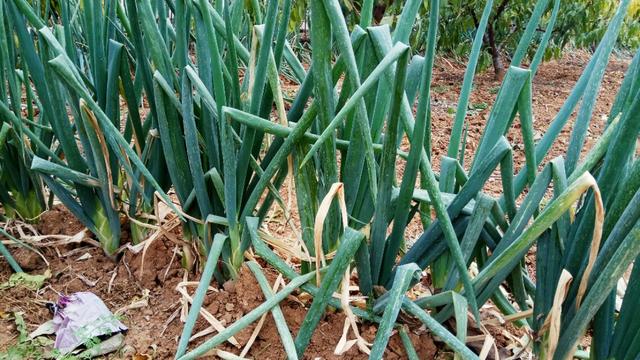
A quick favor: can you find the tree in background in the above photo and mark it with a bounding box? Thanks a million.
[290,0,640,77]
[407,0,640,77]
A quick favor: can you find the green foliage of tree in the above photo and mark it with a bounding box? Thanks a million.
[288,0,640,76]
[403,0,640,76]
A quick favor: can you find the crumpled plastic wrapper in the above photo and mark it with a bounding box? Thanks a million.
[48,292,128,354]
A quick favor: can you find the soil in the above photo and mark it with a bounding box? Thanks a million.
[422,51,628,197]
[1,52,631,359]
[1,206,439,359]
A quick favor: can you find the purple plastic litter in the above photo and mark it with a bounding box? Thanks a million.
[52,292,127,354]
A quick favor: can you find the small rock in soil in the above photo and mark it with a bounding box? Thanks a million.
[223,280,236,292]
[13,248,44,271]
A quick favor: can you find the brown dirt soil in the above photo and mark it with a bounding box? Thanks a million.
[36,206,87,236]
[427,51,628,197]
[1,207,439,359]
[0,52,631,359]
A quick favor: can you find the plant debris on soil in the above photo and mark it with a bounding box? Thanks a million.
[0,52,630,359]
[1,206,438,359]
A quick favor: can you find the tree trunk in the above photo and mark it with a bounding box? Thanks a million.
[372,0,395,24]
[373,4,386,23]
[487,24,505,80]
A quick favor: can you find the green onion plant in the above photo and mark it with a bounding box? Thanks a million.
[2,0,640,359]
